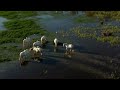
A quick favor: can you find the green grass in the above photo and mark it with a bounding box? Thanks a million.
[0,55,11,62]
[74,15,97,23]
[0,11,48,62]
[4,19,41,30]
[0,11,37,19]
[45,32,56,42]
[0,50,20,62]
[0,19,47,44]
[0,44,21,62]
[0,37,16,44]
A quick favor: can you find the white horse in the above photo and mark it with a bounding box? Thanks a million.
[54,38,58,48]
[63,43,74,55]
[41,35,47,45]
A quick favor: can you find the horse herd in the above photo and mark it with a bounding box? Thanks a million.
[19,35,74,66]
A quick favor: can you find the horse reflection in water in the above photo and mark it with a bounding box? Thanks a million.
[54,42,63,52]
[64,50,75,58]
[54,47,58,52]
[20,61,29,67]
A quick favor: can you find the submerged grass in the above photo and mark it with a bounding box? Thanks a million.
[101,25,120,33]
[97,36,120,46]
[0,44,21,62]
[70,26,97,39]
[74,15,97,23]
[70,25,120,46]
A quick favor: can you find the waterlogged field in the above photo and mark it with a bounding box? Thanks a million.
[0,11,120,79]
[70,25,120,46]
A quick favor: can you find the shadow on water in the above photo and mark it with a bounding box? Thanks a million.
[20,58,44,67]
[20,61,29,67]
[53,47,67,54]
[40,57,60,65]
[20,53,63,67]
[47,54,65,59]
[64,44,100,56]
[74,44,86,51]
[79,51,100,56]
[52,41,63,46]
[58,42,63,46]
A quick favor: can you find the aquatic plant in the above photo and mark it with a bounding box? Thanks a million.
[74,15,97,23]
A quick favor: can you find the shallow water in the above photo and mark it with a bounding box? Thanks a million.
[0,35,119,79]
[0,43,110,79]
[0,12,120,79]
[36,13,120,58]
[0,17,8,30]
[36,15,54,19]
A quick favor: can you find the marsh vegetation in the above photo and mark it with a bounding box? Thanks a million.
[0,11,47,62]
[0,11,120,79]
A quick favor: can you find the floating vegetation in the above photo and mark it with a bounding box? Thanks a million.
[70,26,97,39]
[70,25,120,46]
[74,15,97,23]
